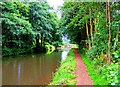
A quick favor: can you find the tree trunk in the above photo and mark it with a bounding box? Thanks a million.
[94,18,97,39]
[41,34,43,47]
[89,8,93,46]
[35,34,40,52]
[106,0,111,65]
[86,21,91,49]
[114,26,119,50]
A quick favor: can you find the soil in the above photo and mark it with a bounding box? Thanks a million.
[74,48,93,85]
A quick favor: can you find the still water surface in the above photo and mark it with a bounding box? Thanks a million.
[2,52,62,85]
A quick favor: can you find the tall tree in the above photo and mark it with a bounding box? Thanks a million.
[106,0,111,65]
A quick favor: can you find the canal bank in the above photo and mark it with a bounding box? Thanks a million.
[49,49,77,85]
[49,47,93,86]
[2,45,77,85]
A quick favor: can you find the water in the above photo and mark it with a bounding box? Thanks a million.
[61,50,69,60]
[2,52,61,85]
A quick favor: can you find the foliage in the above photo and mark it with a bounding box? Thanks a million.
[45,42,55,54]
[1,1,62,56]
[81,54,119,85]
[49,49,76,85]
[61,2,119,85]
[86,46,98,59]
[106,63,118,85]
[61,1,120,61]
[29,2,62,47]
[1,1,35,56]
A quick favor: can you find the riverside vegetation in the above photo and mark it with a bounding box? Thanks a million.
[1,1,62,56]
[50,49,76,85]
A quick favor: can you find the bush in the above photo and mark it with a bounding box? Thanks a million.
[45,43,55,54]
[81,54,119,85]
[86,46,98,60]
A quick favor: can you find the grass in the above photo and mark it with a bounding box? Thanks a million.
[49,49,77,85]
[80,54,109,85]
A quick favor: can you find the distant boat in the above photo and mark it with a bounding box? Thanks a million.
[56,46,61,50]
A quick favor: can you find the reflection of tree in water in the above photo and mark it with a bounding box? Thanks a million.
[3,53,61,85]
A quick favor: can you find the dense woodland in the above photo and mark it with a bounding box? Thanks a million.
[1,1,62,56]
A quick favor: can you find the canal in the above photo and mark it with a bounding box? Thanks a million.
[2,50,69,85]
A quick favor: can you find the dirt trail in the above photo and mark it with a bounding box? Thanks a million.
[74,49,93,85]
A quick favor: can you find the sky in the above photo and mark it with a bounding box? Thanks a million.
[47,0,69,43]
[47,0,64,9]
[47,0,64,18]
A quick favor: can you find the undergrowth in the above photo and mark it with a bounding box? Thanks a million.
[81,54,119,85]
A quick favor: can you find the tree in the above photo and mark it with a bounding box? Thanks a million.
[106,0,111,65]
[29,2,62,52]
[1,0,62,56]
[61,1,119,62]
[1,1,34,56]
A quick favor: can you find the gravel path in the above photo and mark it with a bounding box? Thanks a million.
[74,49,93,85]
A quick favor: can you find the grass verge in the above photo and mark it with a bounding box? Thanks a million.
[49,49,77,85]
[80,54,109,85]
